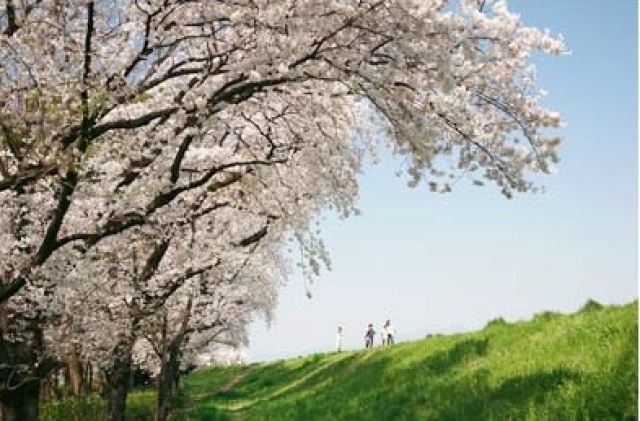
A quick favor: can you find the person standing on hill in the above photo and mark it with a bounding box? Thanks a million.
[381,323,388,346]
[335,326,344,352]
[364,323,376,348]
[384,319,395,345]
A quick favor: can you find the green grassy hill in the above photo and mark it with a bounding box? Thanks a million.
[179,300,637,421]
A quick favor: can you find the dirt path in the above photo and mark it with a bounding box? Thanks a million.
[217,366,252,393]
[175,365,253,419]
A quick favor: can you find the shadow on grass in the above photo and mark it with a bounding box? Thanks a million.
[425,367,581,421]
[252,354,364,399]
[421,338,489,375]
[191,352,365,415]
[221,354,345,400]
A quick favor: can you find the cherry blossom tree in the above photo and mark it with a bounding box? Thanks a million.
[42,212,269,420]
[0,1,565,419]
[141,247,282,421]
[42,150,344,421]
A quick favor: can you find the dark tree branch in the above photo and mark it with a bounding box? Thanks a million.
[0,277,26,304]
[0,165,59,192]
[2,0,18,36]
[34,1,95,266]
[88,106,179,140]
[234,225,269,247]
[170,135,195,184]
[137,238,172,286]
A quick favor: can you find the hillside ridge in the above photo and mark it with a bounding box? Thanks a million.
[182,300,638,421]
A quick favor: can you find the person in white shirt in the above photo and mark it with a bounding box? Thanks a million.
[384,319,395,345]
[335,326,344,352]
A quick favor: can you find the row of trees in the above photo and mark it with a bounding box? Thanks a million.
[0,1,564,420]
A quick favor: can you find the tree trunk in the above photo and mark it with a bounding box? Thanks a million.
[84,361,94,394]
[0,306,54,421]
[103,341,134,421]
[66,345,84,396]
[104,371,130,421]
[156,343,181,421]
[40,370,61,403]
[0,380,40,421]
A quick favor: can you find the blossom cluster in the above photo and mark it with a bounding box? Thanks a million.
[0,0,564,377]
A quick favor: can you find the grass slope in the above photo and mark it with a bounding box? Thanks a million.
[180,301,637,421]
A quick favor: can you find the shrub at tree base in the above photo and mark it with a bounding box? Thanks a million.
[41,393,154,421]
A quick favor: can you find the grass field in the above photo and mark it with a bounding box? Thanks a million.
[41,300,637,420]
[177,300,637,421]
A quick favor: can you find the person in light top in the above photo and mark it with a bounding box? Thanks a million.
[384,319,395,345]
[335,326,344,352]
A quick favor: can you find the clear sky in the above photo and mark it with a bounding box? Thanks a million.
[245,0,638,362]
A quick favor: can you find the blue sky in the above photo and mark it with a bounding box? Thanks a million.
[245,0,638,362]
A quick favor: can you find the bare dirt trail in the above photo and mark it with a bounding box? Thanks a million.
[217,366,253,393]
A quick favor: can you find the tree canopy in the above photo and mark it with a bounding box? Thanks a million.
[0,1,564,420]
